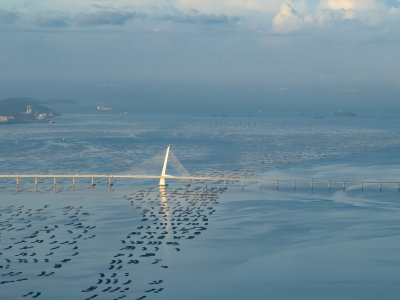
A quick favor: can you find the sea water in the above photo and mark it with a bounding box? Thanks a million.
[1,112,400,299]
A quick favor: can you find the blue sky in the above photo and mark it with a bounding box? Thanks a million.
[1,1,400,112]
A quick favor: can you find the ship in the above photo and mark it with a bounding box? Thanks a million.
[97,103,113,111]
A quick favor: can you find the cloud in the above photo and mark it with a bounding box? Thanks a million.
[1,0,399,34]
[318,0,384,11]
[271,0,394,34]
[227,0,281,12]
[174,0,281,14]
[321,0,356,10]
[162,12,240,25]
[272,1,309,33]
[315,0,387,25]
[35,16,70,28]
[0,9,19,24]
[76,11,145,26]
[173,0,228,14]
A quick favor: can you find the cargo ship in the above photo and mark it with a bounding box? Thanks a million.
[97,103,113,111]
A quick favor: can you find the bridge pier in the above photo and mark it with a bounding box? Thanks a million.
[108,176,113,187]
[276,180,279,189]
[90,177,95,188]
[398,183,400,192]
[73,176,75,191]
[223,180,226,189]
[53,177,56,191]
[16,177,19,191]
[328,181,331,190]
[379,183,382,191]
[241,181,243,190]
[310,179,314,190]
[293,182,296,189]
[259,180,261,190]
[35,177,38,192]
[185,178,190,191]
[342,182,346,191]
[361,182,364,191]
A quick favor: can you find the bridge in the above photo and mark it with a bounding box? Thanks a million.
[0,146,399,191]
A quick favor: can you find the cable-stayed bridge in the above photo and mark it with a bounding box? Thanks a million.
[0,146,399,191]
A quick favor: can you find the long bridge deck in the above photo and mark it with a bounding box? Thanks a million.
[0,174,399,191]
[1,147,398,191]
[0,174,399,184]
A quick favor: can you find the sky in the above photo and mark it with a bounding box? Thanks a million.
[1,0,400,112]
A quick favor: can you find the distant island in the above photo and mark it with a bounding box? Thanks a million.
[0,97,60,124]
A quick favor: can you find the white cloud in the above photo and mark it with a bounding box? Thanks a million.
[272,1,310,33]
[319,0,381,11]
[320,0,356,10]
[271,0,392,34]
[316,0,386,23]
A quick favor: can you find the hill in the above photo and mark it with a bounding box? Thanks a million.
[0,97,60,124]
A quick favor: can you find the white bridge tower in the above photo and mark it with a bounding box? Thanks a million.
[158,145,170,186]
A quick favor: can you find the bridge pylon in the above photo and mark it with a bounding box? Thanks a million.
[158,145,170,186]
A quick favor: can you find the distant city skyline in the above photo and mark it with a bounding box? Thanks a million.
[1,1,399,112]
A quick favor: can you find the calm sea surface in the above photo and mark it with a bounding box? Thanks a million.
[1,112,400,299]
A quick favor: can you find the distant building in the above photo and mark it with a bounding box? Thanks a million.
[0,116,15,123]
[36,113,48,120]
